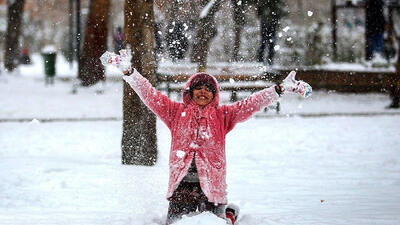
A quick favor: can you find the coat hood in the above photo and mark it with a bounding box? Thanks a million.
[183,72,220,107]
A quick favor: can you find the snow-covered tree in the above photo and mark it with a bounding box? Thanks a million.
[231,0,246,62]
[191,0,223,71]
[122,0,157,165]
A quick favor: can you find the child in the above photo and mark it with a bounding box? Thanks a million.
[101,51,311,224]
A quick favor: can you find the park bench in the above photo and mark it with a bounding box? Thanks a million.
[155,68,398,113]
[155,72,282,113]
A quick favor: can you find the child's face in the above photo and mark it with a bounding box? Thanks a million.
[192,85,214,107]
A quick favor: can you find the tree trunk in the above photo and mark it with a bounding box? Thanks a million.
[165,0,188,61]
[4,0,25,72]
[397,38,400,70]
[232,25,243,62]
[122,0,157,166]
[390,36,400,108]
[190,0,222,72]
[232,0,245,62]
[78,0,110,86]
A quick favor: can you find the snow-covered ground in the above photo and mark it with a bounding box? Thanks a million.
[1,55,400,224]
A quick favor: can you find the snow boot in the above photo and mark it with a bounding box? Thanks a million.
[225,203,239,225]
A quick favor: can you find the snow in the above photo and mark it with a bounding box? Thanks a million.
[174,212,227,225]
[1,56,400,224]
[200,0,217,19]
[176,150,185,159]
[282,26,290,32]
[42,45,57,54]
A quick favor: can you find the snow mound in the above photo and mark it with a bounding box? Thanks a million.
[174,212,227,225]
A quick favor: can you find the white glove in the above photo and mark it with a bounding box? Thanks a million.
[282,71,312,98]
[100,49,133,74]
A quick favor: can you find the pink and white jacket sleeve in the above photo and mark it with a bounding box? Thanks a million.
[222,87,279,132]
[122,70,179,128]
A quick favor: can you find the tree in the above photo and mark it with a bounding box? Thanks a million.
[122,0,157,165]
[191,0,223,71]
[78,0,110,86]
[4,0,25,72]
[365,0,385,61]
[231,0,246,62]
[388,35,400,108]
[165,0,189,61]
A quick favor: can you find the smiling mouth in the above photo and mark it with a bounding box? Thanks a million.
[197,96,208,100]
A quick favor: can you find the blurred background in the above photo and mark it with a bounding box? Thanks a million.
[1,0,400,107]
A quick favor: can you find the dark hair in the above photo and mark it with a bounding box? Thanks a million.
[189,74,217,98]
[190,83,216,98]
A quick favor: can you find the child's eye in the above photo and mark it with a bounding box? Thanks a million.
[194,85,213,92]
[204,85,213,92]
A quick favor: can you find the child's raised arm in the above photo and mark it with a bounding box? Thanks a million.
[100,50,180,128]
[223,71,312,132]
[123,69,180,127]
[222,85,280,132]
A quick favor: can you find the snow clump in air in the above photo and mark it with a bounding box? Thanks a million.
[282,26,290,32]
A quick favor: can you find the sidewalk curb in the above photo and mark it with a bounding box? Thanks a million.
[1,111,400,123]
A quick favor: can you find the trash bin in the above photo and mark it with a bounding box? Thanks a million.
[42,45,57,85]
[43,53,56,76]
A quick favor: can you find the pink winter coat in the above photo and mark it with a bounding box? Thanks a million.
[123,70,279,204]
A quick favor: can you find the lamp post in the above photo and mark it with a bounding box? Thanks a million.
[70,0,81,93]
[69,0,73,67]
[76,0,81,62]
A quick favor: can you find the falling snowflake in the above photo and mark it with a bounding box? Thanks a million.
[308,11,313,17]
[282,26,290,32]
